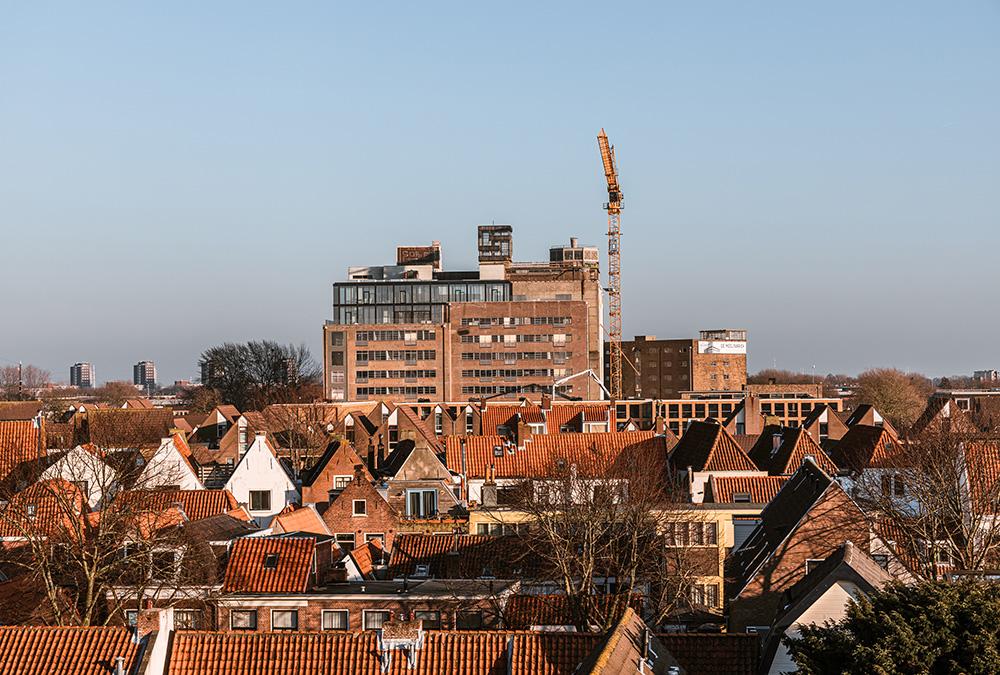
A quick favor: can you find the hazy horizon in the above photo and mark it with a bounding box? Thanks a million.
[2,2,998,386]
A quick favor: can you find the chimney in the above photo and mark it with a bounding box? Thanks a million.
[540,393,552,411]
[481,479,497,508]
[353,463,365,483]
[113,657,125,675]
[570,236,579,248]
[654,416,666,435]
[516,418,532,447]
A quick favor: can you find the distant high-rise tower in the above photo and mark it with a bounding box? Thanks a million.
[70,362,95,389]
[133,360,157,390]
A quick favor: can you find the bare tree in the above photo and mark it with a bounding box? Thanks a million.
[853,368,930,429]
[0,364,52,399]
[0,438,213,626]
[497,445,714,631]
[850,429,1000,579]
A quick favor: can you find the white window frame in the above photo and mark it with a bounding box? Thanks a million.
[363,609,393,631]
[353,499,367,516]
[406,488,438,517]
[270,608,299,631]
[230,609,258,631]
[321,609,350,631]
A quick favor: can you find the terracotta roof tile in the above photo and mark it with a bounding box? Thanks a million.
[545,404,612,433]
[388,534,538,579]
[118,489,240,522]
[747,426,838,476]
[504,594,643,630]
[85,408,174,448]
[348,538,388,579]
[0,626,140,675]
[657,633,760,675]
[481,404,544,434]
[829,424,902,471]
[0,478,86,539]
[444,431,666,479]
[704,475,789,504]
[0,400,43,421]
[965,441,1000,514]
[222,536,315,593]
[0,419,45,483]
[670,421,758,472]
[272,504,330,535]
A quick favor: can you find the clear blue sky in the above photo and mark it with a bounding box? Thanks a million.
[1,2,998,385]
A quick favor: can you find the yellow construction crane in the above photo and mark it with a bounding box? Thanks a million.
[597,128,623,402]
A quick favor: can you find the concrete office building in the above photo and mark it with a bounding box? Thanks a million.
[133,361,157,389]
[70,362,95,389]
[323,225,604,402]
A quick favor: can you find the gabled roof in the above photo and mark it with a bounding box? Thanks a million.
[222,536,315,593]
[0,478,86,538]
[504,594,644,630]
[656,634,760,675]
[444,431,666,479]
[0,626,141,675]
[747,426,838,475]
[182,513,260,543]
[577,607,683,675]
[760,541,890,671]
[828,424,903,472]
[347,538,388,580]
[728,459,843,596]
[117,489,241,522]
[394,405,443,450]
[670,421,757,472]
[844,404,899,436]
[0,400,43,421]
[387,534,538,579]
[965,441,1000,514]
[300,441,371,487]
[704,475,788,504]
[910,397,979,436]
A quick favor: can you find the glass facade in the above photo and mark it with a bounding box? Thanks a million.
[332,281,510,325]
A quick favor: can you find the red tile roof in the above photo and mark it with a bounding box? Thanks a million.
[670,421,758,472]
[965,441,1000,513]
[0,478,86,539]
[348,538,388,579]
[747,426,838,476]
[388,534,538,579]
[481,404,544,434]
[829,424,902,471]
[166,630,602,675]
[0,401,43,421]
[272,504,330,535]
[657,633,760,675]
[445,431,665,479]
[0,626,140,675]
[704,475,789,504]
[118,489,240,522]
[504,594,643,630]
[0,420,45,485]
[545,404,611,433]
[222,536,315,593]
[85,408,174,448]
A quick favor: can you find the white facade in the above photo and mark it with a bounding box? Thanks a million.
[40,445,119,508]
[139,437,203,491]
[767,580,864,675]
[224,434,298,527]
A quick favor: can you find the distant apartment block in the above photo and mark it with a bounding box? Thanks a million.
[323,225,604,402]
[607,329,748,399]
[974,369,1000,384]
[133,360,157,389]
[70,362,95,389]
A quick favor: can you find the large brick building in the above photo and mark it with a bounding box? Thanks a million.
[323,225,604,402]
[607,329,748,399]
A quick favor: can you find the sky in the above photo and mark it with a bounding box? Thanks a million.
[1,2,998,385]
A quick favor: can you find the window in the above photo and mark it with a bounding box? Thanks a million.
[881,474,905,498]
[732,492,752,503]
[456,610,483,630]
[335,533,356,552]
[175,610,201,629]
[125,610,139,626]
[271,609,298,631]
[665,521,718,546]
[690,583,719,608]
[871,553,890,570]
[263,554,279,570]
[249,490,271,512]
[333,475,352,490]
[231,609,258,630]
[363,610,392,631]
[151,549,179,579]
[322,609,349,630]
[413,610,441,630]
[26,504,37,519]
[365,533,385,544]
[353,499,367,516]
[407,489,438,517]
[805,558,826,574]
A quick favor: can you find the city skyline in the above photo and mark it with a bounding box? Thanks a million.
[1,2,998,384]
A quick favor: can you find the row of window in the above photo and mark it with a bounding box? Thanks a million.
[459,316,572,327]
[356,330,436,342]
[356,370,438,380]
[461,352,570,361]
[460,334,570,344]
[228,608,484,631]
[462,385,572,396]
[461,369,555,379]
[336,281,509,306]
[664,521,719,547]
[336,306,444,325]
[356,350,437,361]
[356,386,437,396]
[663,403,737,420]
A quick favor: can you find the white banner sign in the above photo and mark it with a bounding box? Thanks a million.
[698,340,747,355]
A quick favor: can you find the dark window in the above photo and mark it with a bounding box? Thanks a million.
[249,490,271,512]
[456,610,484,630]
[413,610,441,630]
[263,554,279,569]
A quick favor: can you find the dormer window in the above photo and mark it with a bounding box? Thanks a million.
[414,564,431,578]
[733,492,752,503]
[493,446,503,458]
[263,554,279,570]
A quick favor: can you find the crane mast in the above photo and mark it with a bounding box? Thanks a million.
[597,129,623,402]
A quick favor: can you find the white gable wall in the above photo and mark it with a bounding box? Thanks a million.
[767,580,864,675]
[139,438,203,491]
[225,435,298,527]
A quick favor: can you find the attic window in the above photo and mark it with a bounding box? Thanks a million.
[493,446,503,458]
[414,564,431,578]
[353,499,367,516]
[263,554,279,570]
[26,504,37,519]
[733,492,752,503]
